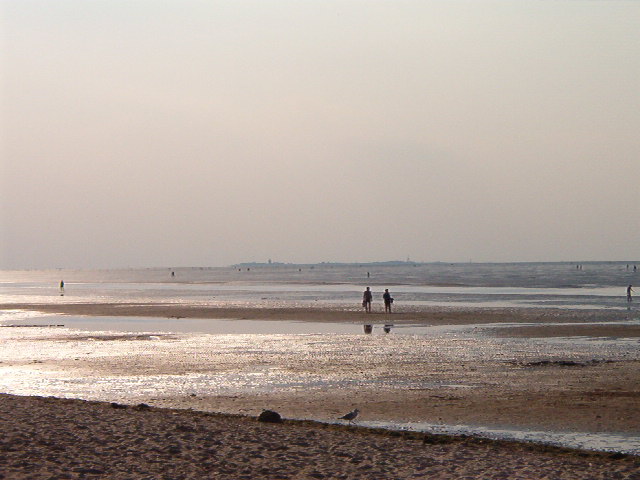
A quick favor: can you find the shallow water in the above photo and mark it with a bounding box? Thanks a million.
[1,311,639,454]
[1,263,639,454]
[354,420,640,455]
[1,262,638,311]
[0,280,634,311]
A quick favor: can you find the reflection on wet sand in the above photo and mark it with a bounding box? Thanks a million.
[0,313,639,454]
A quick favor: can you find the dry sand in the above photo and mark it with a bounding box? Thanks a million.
[1,394,638,480]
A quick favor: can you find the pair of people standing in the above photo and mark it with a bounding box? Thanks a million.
[362,287,393,313]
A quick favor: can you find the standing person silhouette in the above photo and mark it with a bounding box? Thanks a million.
[628,285,634,303]
[362,287,372,313]
[383,288,393,313]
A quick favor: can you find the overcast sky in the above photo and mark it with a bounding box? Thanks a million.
[1,1,639,269]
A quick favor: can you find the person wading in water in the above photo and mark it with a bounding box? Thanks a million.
[362,287,372,313]
[383,288,393,313]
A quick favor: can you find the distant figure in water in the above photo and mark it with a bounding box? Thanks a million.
[383,288,393,313]
[367,271,370,278]
[59,280,65,296]
[171,271,175,277]
[628,285,634,303]
[362,287,372,313]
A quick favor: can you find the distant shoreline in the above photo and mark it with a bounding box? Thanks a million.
[2,259,639,271]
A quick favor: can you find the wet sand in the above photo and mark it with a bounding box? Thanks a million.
[151,359,640,435]
[1,301,631,325]
[1,393,638,479]
[2,302,639,433]
[497,323,640,338]
[1,302,639,477]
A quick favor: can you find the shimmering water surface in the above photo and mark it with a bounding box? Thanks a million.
[357,420,640,456]
[1,311,640,454]
[1,262,638,310]
[1,263,639,454]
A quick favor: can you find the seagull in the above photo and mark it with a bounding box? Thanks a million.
[339,408,359,424]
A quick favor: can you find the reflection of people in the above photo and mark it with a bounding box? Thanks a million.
[362,287,372,313]
[383,289,393,313]
[628,285,634,303]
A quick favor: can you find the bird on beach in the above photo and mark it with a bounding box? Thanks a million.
[339,408,359,424]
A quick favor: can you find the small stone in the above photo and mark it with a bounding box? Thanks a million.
[258,410,283,423]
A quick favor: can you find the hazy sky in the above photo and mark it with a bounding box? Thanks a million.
[1,1,639,268]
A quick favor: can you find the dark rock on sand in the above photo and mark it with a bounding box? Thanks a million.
[258,410,282,423]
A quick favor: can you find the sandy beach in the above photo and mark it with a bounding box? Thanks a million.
[1,393,638,479]
[4,0,639,473]
[1,301,639,477]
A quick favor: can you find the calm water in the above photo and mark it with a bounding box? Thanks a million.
[0,262,638,310]
[1,262,639,454]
